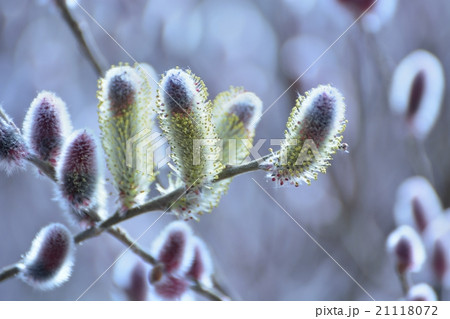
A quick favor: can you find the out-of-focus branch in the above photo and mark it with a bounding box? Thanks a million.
[54,0,104,76]
[106,227,229,301]
[106,227,157,265]
[0,264,21,283]
[397,269,411,296]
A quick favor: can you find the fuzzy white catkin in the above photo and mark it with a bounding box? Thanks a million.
[23,91,72,165]
[422,212,450,284]
[98,64,155,209]
[113,257,149,301]
[406,283,437,301]
[20,223,75,290]
[390,50,445,140]
[386,225,426,274]
[266,85,346,187]
[56,129,107,224]
[0,106,28,174]
[158,68,221,186]
[394,176,442,233]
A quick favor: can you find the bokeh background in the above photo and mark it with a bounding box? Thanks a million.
[1,0,449,300]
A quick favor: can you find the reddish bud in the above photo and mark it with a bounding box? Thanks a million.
[122,262,148,301]
[153,275,189,300]
[395,238,413,274]
[407,71,426,121]
[386,225,426,274]
[149,264,164,284]
[187,237,213,287]
[20,223,74,290]
[432,240,447,282]
[151,221,194,274]
[113,255,150,301]
[57,129,105,217]
[412,197,428,233]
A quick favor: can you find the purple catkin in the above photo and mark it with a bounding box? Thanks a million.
[58,130,100,210]
[386,225,426,274]
[125,262,148,301]
[21,223,74,290]
[187,246,204,281]
[298,91,335,149]
[154,275,189,300]
[412,197,428,233]
[158,230,188,273]
[407,71,426,121]
[23,92,72,165]
[432,240,447,281]
[0,114,28,174]
[227,93,262,130]
[152,221,195,275]
[338,0,376,13]
[161,70,195,113]
[395,238,412,273]
[267,85,346,187]
[107,73,136,116]
[186,238,213,284]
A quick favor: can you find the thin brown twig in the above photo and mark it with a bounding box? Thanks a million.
[54,0,104,76]
[397,269,411,296]
[27,154,57,181]
[0,264,21,283]
[71,155,271,243]
[106,227,157,265]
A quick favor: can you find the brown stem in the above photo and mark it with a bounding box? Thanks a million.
[74,155,271,242]
[397,269,411,296]
[26,154,57,181]
[0,264,21,283]
[25,142,269,242]
[54,0,104,76]
[106,227,157,265]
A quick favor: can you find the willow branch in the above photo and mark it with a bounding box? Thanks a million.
[25,147,270,242]
[55,0,104,76]
[27,154,57,181]
[0,264,21,283]
[25,147,269,242]
[74,154,272,243]
[191,281,228,301]
[106,227,157,265]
